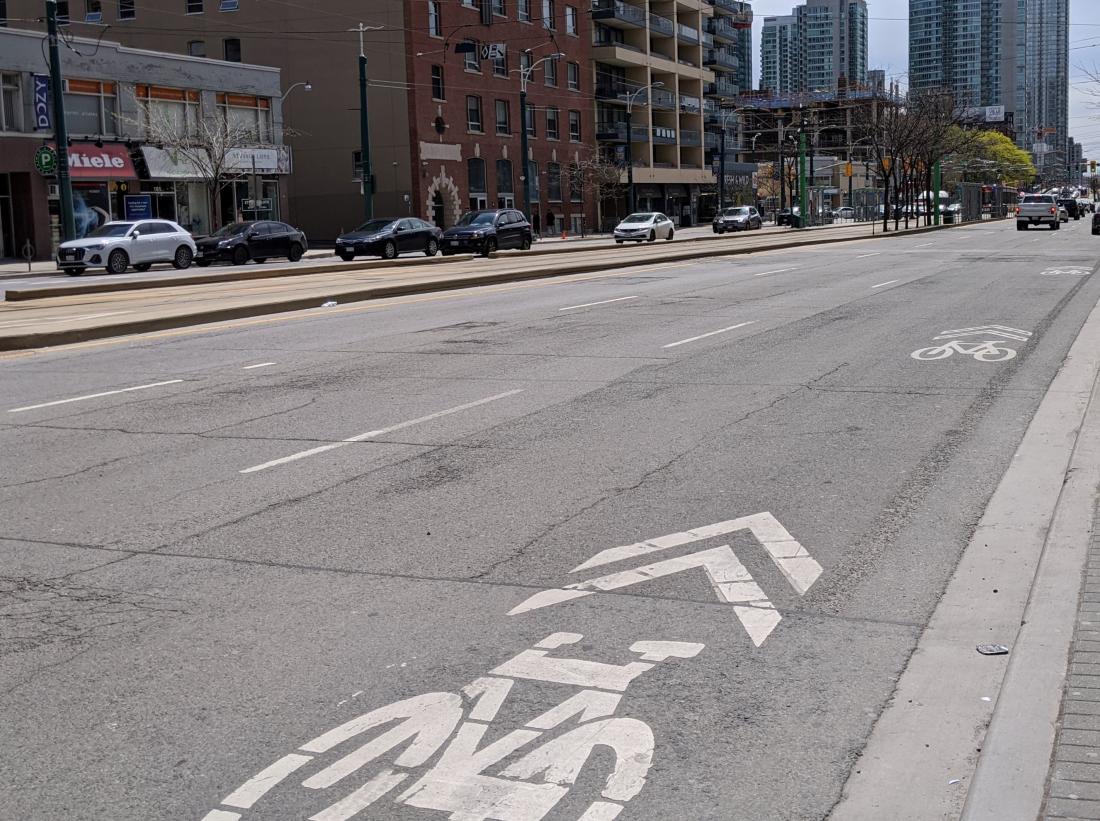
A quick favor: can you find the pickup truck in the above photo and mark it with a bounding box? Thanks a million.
[1016,194,1060,230]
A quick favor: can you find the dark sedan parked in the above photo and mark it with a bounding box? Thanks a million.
[1092,211,1100,235]
[194,221,308,266]
[336,218,443,261]
[441,209,532,256]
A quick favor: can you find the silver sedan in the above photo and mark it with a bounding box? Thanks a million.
[613,212,675,243]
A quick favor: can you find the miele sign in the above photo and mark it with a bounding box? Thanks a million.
[51,143,137,179]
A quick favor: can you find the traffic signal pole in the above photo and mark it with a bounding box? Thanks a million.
[798,127,808,228]
[46,0,75,242]
[351,23,377,221]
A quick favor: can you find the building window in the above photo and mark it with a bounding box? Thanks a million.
[63,78,117,136]
[466,95,483,132]
[528,160,539,199]
[525,104,536,137]
[567,61,579,90]
[464,39,480,72]
[186,0,202,12]
[544,58,557,87]
[118,0,134,19]
[569,163,582,202]
[496,159,513,196]
[568,109,580,141]
[352,150,363,181]
[218,0,238,9]
[547,162,561,201]
[495,99,510,135]
[1,73,22,131]
[84,1,102,22]
[565,5,577,35]
[57,1,70,22]
[0,0,7,27]
[217,92,272,142]
[462,0,476,7]
[187,40,205,56]
[519,51,534,83]
[431,65,445,100]
[137,85,200,137]
[492,0,505,15]
[541,0,554,30]
[493,50,508,77]
[545,106,559,139]
[428,0,441,37]
[517,0,530,21]
[468,157,487,209]
[223,38,241,62]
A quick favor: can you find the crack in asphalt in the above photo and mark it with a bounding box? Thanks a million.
[0,455,130,490]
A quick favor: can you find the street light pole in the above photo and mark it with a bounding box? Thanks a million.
[798,118,809,229]
[350,24,381,221]
[46,0,75,242]
[518,51,565,224]
[778,116,785,217]
[625,81,663,214]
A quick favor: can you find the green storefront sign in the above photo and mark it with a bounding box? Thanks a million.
[34,145,58,176]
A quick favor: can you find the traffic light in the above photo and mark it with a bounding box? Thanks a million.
[1092,160,1097,173]
[844,162,853,177]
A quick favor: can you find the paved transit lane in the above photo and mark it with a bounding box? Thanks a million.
[1,220,1099,820]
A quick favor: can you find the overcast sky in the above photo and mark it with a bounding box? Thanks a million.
[750,0,1100,159]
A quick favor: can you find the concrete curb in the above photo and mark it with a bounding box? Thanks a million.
[3,220,925,302]
[829,269,1100,820]
[0,221,962,351]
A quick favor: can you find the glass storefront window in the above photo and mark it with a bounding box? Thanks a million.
[217,93,273,143]
[63,79,117,136]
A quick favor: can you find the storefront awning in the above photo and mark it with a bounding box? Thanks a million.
[141,146,208,180]
[55,142,137,179]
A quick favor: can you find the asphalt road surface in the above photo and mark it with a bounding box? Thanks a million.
[2,219,1098,820]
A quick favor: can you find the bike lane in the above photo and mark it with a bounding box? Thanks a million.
[4,228,1100,820]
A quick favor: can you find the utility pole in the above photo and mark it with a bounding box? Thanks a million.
[350,23,380,221]
[718,120,726,211]
[624,81,661,215]
[933,160,942,226]
[46,0,75,242]
[798,119,808,229]
[519,52,565,223]
[777,116,785,218]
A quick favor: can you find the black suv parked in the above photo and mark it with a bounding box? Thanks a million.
[1058,198,1081,220]
[441,209,533,256]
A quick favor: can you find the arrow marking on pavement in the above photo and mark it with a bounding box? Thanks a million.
[933,325,1032,342]
[508,512,823,647]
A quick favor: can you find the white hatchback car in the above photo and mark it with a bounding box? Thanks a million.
[56,219,196,276]
[613,212,675,243]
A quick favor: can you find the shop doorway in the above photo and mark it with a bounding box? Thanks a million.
[0,173,14,259]
[432,192,446,229]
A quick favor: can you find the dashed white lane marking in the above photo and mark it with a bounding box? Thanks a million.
[872,280,899,289]
[7,379,184,413]
[558,295,639,311]
[752,267,798,277]
[239,389,525,474]
[912,242,935,248]
[662,321,755,349]
[856,252,881,258]
[242,362,277,369]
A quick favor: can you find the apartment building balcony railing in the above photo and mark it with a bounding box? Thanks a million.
[679,94,702,114]
[676,23,700,45]
[595,79,633,101]
[653,126,678,144]
[701,31,714,48]
[591,0,647,28]
[648,12,674,37]
[704,78,740,99]
[705,0,753,27]
[650,88,676,109]
[680,129,702,146]
[704,49,739,71]
[706,16,739,42]
[596,121,652,143]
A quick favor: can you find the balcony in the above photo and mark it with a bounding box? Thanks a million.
[676,23,700,45]
[648,12,674,37]
[596,121,652,143]
[679,94,702,114]
[595,80,632,101]
[707,16,738,42]
[680,129,702,147]
[591,0,647,28]
[705,48,739,71]
[653,126,678,144]
[706,0,753,27]
[704,78,739,99]
[650,87,676,109]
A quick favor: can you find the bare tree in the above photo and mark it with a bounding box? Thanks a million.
[908,90,976,225]
[568,154,627,228]
[853,94,915,231]
[126,97,270,230]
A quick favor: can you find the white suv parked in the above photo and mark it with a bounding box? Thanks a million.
[56,219,196,276]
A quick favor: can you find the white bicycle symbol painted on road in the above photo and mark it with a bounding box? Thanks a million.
[910,340,1018,362]
[202,633,704,821]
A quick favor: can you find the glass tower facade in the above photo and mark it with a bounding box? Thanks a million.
[759,0,868,94]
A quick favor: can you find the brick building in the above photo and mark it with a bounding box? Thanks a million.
[403,1,596,235]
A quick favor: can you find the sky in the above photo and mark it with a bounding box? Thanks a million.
[749,0,1100,161]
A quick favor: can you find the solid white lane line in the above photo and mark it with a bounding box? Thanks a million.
[8,379,184,413]
[871,280,899,289]
[663,321,755,349]
[239,389,525,474]
[242,362,276,370]
[753,267,798,277]
[558,295,639,311]
[856,252,881,258]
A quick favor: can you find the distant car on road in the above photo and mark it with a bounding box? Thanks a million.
[56,219,195,276]
[1058,203,1070,223]
[1016,194,1060,230]
[832,206,855,220]
[613,212,675,243]
[1058,198,1081,220]
[712,206,762,234]
[776,207,801,226]
[1092,211,1100,235]
[194,221,308,266]
[441,209,532,256]
[336,218,443,261]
